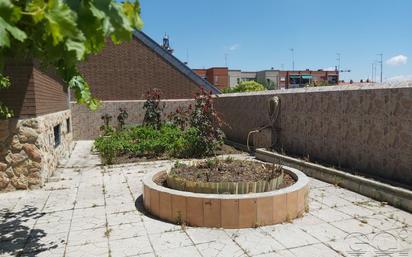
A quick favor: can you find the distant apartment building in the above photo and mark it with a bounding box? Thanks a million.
[229,69,339,89]
[195,67,340,90]
[193,67,229,91]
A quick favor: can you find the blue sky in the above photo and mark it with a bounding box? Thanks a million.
[139,0,411,81]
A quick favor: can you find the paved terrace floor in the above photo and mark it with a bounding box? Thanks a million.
[0,141,411,257]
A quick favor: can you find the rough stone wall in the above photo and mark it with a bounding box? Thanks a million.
[214,82,412,186]
[71,100,194,140]
[0,110,73,191]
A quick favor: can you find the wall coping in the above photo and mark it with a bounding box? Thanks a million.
[70,99,194,104]
[215,81,412,98]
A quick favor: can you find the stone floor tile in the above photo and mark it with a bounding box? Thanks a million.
[311,207,352,222]
[300,222,348,242]
[186,228,247,257]
[314,194,351,208]
[71,206,106,231]
[186,228,230,244]
[20,247,65,257]
[326,238,377,257]
[289,243,342,257]
[195,240,247,257]
[308,178,332,189]
[64,141,102,168]
[141,216,181,235]
[67,227,107,246]
[0,238,26,256]
[307,199,329,211]
[292,213,324,227]
[109,236,153,257]
[155,245,201,257]
[335,203,378,218]
[33,219,71,235]
[23,231,67,253]
[359,214,407,231]
[385,210,412,226]
[36,210,72,224]
[228,228,284,256]
[107,210,142,226]
[65,241,109,257]
[105,201,136,214]
[109,222,147,240]
[254,249,295,257]
[149,230,193,252]
[331,218,378,235]
[262,224,319,249]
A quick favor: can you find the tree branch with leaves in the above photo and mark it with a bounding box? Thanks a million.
[0,0,143,119]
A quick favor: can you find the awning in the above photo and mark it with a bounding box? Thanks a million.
[302,75,313,79]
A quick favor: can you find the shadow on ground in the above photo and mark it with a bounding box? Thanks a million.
[0,206,60,256]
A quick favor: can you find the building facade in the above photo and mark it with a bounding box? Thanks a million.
[0,61,73,191]
[193,67,229,90]
[199,67,340,89]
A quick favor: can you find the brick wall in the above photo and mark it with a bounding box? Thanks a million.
[78,39,201,101]
[1,61,69,118]
[71,99,194,140]
[214,82,412,186]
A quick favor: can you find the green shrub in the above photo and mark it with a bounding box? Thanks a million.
[143,89,164,129]
[189,89,224,156]
[95,89,225,164]
[223,81,265,93]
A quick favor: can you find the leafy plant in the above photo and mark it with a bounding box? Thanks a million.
[189,88,224,157]
[117,108,128,130]
[167,105,192,130]
[222,81,265,93]
[100,113,113,135]
[143,88,164,129]
[0,0,143,119]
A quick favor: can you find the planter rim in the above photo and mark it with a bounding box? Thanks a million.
[143,164,309,200]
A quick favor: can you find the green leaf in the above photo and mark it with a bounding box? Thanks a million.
[0,73,11,89]
[0,101,14,119]
[66,39,85,59]
[26,0,46,23]
[0,16,27,47]
[44,0,82,45]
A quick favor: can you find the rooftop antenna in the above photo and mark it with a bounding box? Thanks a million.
[336,53,341,71]
[377,53,383,83]
[224,53,228,67]
[290,48,295,70]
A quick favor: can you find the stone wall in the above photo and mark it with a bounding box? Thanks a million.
[0,110,73,191]
[214,82,412,186]
[71,99,194,140]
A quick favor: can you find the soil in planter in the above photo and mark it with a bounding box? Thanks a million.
[163,160,296,189]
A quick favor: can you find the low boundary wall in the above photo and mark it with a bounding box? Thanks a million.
[214,82,412,186]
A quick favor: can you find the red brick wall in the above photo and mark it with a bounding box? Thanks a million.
[206,68,229,89]
[1,61,68,117]
[78,39,201,100]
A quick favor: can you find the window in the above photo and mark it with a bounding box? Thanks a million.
[54,124,61,148]
[66,118,71,133]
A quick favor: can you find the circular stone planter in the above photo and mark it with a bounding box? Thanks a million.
[143,165,309,228]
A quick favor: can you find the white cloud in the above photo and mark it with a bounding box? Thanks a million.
[228,43,240,51]
[323,67,336,71]
[386,54,408,66]
[386,74,412,82]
